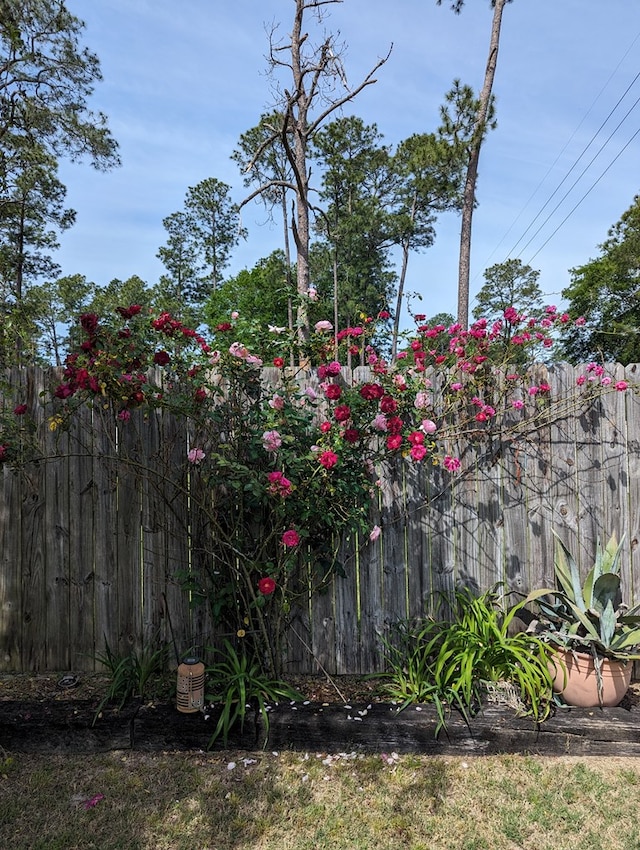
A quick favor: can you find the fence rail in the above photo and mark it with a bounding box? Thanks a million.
[2,363,640,674]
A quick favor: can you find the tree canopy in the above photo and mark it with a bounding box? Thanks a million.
[0,0,119,168]
[560,195,640,365]
[0,0,118,364]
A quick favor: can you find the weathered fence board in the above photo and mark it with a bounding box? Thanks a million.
[2,364,640,674]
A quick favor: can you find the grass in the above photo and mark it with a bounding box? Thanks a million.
[2,749,640,849]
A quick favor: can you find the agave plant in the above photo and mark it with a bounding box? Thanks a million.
[532,531,640,661]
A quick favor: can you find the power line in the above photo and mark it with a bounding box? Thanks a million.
[475,29,640,278]
[526,122,640,264]
[483,30,640,268]
[509,71,640,259]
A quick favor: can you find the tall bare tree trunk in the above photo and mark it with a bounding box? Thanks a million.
[457,0,507,329]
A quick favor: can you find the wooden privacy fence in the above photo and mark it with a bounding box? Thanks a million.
[2,363,640,674]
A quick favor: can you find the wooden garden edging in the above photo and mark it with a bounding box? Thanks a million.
[2,697,640,756]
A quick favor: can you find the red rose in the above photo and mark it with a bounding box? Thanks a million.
[386,434,403,451]
[273,357,285,367]
[13,404,27,415]
[379,395,397,414]
[334,404,351,422]
[319,450,338,469]
[324,384,342,400]
[343,428,359,444]
[153,350,170,366]
[80,312,99,334]
[54,384,74,399]
[360,383,384,401]
[258,577,276,595]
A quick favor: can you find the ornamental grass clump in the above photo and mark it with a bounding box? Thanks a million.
[382,585,554,736]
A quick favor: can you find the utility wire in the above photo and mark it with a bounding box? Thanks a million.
[526,122,640,264]
[516,93,640,259]
[509,70,640,259]
[482,30,640,268]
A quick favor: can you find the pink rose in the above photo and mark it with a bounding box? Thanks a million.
[372,414,388,432]
[410,444,427,461]
[443,455,461,472]
[187,447,205,464]
[262,430,282,452]
[282,529,300,547]
[269,394,285,410]
[314,320,333,332]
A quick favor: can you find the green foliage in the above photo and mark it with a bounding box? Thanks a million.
[472,260,543,325]
[156,211,201,306]
[204,250,294,354]
[157,178,246,310]
[93,639,169,721]
[532,531,640,661]
[0,0,118,367]
[19,300,624,686]
[0,136,76,365]
[0,0,119,169]
[310,116,397,328]
[205,639,302,747]
[560,195,640,364]
[381,586,553,736]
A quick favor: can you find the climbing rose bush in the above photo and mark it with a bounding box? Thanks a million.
[0,302,629,674]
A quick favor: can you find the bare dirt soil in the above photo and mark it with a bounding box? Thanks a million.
[0,670,389,707]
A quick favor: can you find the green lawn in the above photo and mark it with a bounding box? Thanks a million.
[2,750,639,850]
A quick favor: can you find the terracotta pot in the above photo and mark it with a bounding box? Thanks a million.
[549,649,632,707]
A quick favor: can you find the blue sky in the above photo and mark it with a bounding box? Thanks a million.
[56,0,640,326]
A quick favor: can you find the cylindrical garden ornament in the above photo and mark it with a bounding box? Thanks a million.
[176,656,205,713]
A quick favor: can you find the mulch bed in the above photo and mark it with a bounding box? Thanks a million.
[2,673,640,756]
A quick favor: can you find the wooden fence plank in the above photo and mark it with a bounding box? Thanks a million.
[158,410,191,661]
[19,367,47,670]
[603,364,633,594]
[140,405,167,647]
[358,491,384,672]
[309,571,336,675]
[381,459,408,631]
[0,368,23,670]
[67,402,96,669]
[625,363,640,602]
[92,405,119,665]
[114,413,143,658]
[548,363,580,568]
[43,368,71,669]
